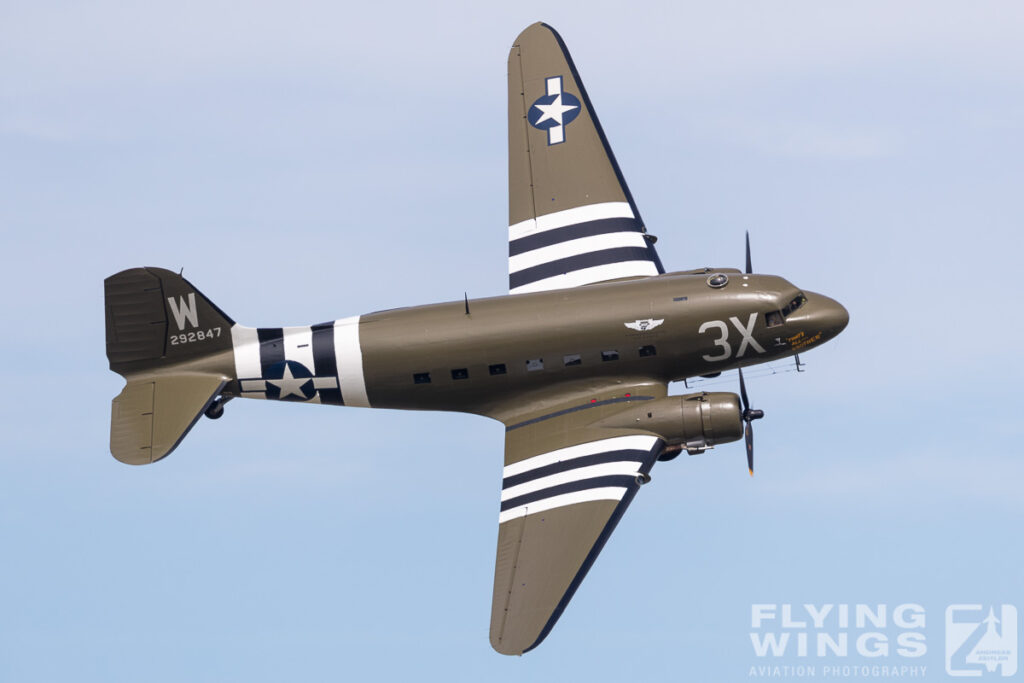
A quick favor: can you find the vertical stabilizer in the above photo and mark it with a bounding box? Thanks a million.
[104,267,235,464]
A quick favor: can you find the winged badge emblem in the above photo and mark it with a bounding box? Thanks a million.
[624,318,664,332]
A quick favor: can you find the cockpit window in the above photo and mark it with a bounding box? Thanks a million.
[781,292,807,318]
[765,311,783,328]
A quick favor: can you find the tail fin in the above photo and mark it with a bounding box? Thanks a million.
[104,267,235,465]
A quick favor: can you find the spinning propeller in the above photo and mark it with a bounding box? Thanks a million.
[740,232,764,476]
[737,368,764,476]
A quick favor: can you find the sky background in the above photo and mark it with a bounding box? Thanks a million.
[2,1,1022,681]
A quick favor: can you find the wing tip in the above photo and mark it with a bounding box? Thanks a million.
[489,628,547,657]
[513,21,558,41]
[490,636,527,657]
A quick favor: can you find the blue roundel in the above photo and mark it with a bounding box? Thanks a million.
[527,91,582,131]
[264,360,315,401]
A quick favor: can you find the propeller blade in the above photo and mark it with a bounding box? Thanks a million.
[745,422,754,476]
[738,367,762,476]
[738,366,750,412]
[745,231,752,274]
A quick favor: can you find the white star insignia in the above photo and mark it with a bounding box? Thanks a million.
[533,94,578,126]
[267,364,310,399]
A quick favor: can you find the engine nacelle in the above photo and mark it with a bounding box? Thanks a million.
[592,392,744,455]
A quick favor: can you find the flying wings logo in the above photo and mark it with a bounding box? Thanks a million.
[528,76,581,145]
[946,605,1018,677]
[745,603,1021,679]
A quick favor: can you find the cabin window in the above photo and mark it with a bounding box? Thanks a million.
[526,358,544,371]
[489,363,506,376]
[451,368,469,380]
[765,311,783,328]
[638,345,656,357]
[601,350,620,362]
[413,372,431,384]
[563,354,582,366]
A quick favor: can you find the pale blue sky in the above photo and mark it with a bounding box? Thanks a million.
[1,2,1022,681]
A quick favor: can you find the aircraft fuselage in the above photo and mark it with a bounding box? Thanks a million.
[222,270,848,421]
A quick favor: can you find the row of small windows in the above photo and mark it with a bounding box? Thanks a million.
[412,345,657,384]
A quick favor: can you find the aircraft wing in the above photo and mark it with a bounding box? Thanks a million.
[489,383,668,654]
[507,23,664,295]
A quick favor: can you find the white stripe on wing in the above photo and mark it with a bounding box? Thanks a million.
[509,232,649,274]
[498,487,628,524]
[504,435,658,478]
[501,461,645,502]
[508,202,634,241]
[510,260,659,295]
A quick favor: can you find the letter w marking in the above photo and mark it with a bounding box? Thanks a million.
[167,293,199,330]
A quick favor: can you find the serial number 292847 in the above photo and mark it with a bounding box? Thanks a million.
[170,327,222,346]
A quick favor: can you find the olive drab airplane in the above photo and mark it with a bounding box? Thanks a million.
[104,23,848,655]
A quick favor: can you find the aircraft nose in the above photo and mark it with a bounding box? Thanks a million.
[803,291,849,339]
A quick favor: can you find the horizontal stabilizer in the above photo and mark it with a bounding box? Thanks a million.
[110,374,226,465]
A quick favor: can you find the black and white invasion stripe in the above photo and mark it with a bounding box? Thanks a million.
[230,317,369,407]
[499,435,662,523]
[508,202,661,294]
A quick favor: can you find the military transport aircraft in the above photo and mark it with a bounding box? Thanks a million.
[104,23,848,655]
